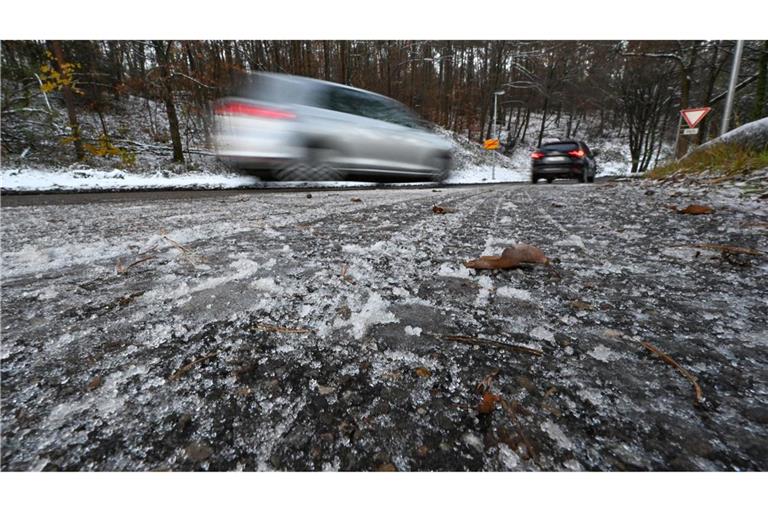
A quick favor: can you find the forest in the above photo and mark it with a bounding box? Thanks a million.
[2,40,767,173]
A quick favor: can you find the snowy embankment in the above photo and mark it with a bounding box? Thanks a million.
[0,166,531,193]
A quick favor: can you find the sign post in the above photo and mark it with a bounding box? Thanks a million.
[483,138,500,180]
[674,107,712,158]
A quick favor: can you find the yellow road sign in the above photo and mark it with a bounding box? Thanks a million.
[483,139,500,150]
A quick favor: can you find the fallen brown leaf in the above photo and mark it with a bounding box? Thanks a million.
[415,367,432,378]
[464,244,549,270]
[678,204,714,215]
[570,300,593,311]
[86,376,102,392]
[478,391,500,415]
[351,198,362,203]
[432,205,455,214]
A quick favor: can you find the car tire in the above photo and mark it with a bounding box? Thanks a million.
[546,178,554,184]
[578,171,587,184]
[275,148,344,182]
[429,155,451,183]
[531,175,539,184]
[587,174,595,183]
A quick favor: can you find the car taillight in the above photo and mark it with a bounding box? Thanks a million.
[568,149,585,158]
[531,151,545,159]
[214,101,296,120]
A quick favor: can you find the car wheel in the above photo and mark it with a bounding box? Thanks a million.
[429,155,451,183]
[546,178,554,184]
[578,171,587,184]
[531,175,539,184]
[274,162,312,181]
[587,174,595,183]
[275,148,344,182]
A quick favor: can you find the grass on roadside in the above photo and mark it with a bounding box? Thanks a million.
[648,143,768,180]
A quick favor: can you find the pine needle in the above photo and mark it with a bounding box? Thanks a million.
[641,341,704,405]
[169,352,218,381]
[252,323,311,334]
[441,334,544,356]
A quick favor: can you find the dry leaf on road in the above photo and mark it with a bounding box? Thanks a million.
[464,244,549,270]
[678,204,714,215]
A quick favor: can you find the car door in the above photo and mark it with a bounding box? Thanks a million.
[315,87,404,173]
[374,100,438,172]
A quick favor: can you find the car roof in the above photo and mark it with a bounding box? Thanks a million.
[252,72,394,102]
[541,139,583,146]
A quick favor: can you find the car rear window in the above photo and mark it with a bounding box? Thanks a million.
[323,86,427,129]
[541,142,579,152]
[234,74,315,105]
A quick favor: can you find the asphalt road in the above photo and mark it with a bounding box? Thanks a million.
[1,181,767,471]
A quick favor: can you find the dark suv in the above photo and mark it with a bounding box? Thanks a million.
[531,140,598,184]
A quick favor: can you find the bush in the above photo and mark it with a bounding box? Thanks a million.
[648,143,768,179]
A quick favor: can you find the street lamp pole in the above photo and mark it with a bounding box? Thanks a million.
[492,90,505,181]
[721,40,745,136]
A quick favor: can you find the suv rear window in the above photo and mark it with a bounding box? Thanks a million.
[541,142,579,152]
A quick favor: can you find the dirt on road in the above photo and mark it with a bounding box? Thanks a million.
[1,180,767,470]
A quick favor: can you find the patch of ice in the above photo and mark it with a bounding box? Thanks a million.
[474,274,494,305]
[530,326,555,343]
[587,344,622,362]
[404,326,422,337]
[496,286,532,301]
[541,420,574,451]
[340,292,399,340]
[555,234,586,251]
[437,262,472,279]
[498,444,520,469]
[462,432,485,453]
[563,459,584,471]
[252,277,280,293]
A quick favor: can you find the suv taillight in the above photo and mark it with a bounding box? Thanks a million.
[531,151,545,159]
[214,101,296,120]
[567,149,585,158]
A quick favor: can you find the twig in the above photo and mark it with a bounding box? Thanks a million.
[163,236,191,254]
[163,235,205,265]
[499,398,537,460]
[640,341,703,405]
[123,255,156,272]
[252,323,311,334]
[339,263,354,284]
[439,334,544,357]
[169,352,218,381]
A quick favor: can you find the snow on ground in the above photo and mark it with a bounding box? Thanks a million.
[2,181,767,471]
[0,167,257,192]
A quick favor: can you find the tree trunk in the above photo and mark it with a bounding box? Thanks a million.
[49,40,84,161]
[153,41,184,163]
[751,40,768,121]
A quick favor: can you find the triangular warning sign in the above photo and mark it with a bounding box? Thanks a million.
[681,107,712,129]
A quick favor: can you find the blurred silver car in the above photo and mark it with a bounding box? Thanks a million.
[213,73,453,182]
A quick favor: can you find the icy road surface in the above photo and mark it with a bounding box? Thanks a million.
[2,182,767,471]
